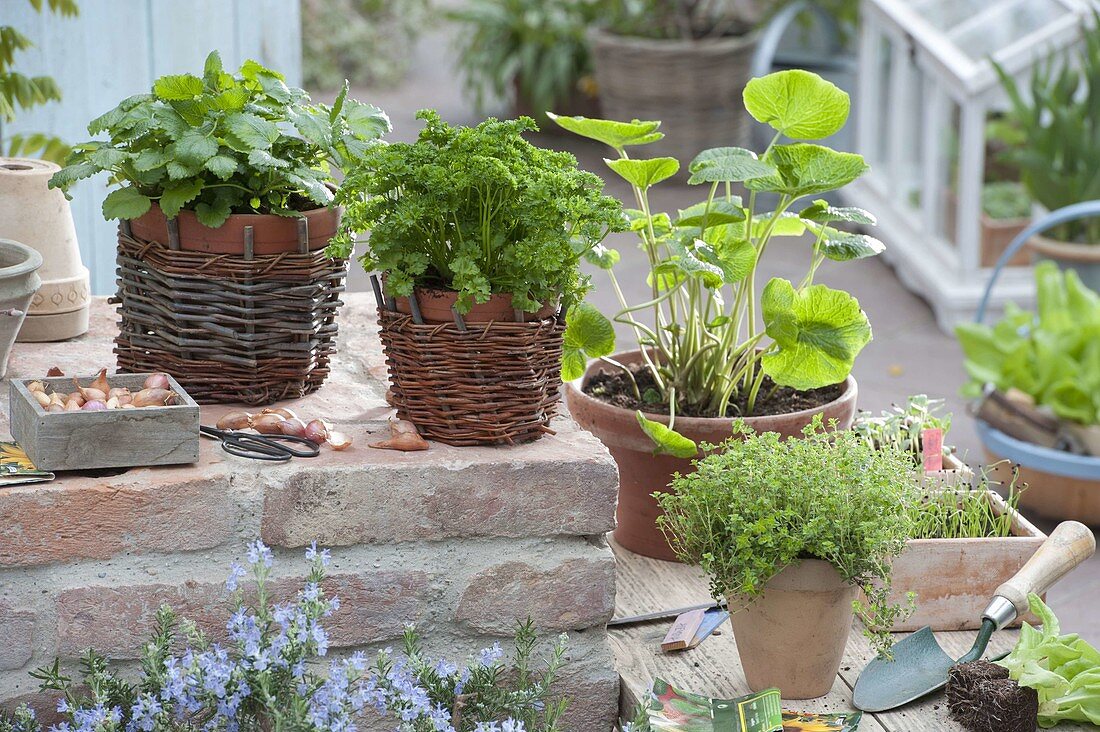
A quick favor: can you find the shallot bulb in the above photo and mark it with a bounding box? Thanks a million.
[27,381,45,393]
[217,411,253,431]
[31,390,51,408]
[131,388,177,407]
[251,414,286,435]
[369,419,428,452]
[82,400,107,411]
[304,419,330,445]
[261,407,298,421]
[72,377,106,402]
[277,418,308,439]
[143,373,171,390]
[90,368,110,396]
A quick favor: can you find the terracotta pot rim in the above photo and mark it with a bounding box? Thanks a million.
[1030,232,1100,262]
[0,239,43,279]
[589,26,759,52]
[144,202,336,225]
[0,157,59,175]
[565,348,858,430]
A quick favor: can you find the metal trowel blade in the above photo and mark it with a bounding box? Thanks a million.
[852,626,955,712]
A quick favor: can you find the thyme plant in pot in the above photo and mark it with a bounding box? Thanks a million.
[590,0,763,163]
[995,16,1100,289]
[47,51,390,404]
[330,110,622,445]
[554,69,880,559]
[656,418,919,699]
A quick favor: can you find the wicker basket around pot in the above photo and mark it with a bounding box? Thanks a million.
[114,206,347,405]
[565,350,858,561]
[589,28,758,164]
[1029,233,1100,293]
[376,302,566,446]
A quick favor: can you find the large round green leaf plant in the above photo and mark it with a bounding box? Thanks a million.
[553,69,881,456]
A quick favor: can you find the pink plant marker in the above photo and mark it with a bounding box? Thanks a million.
[922,428,943,472]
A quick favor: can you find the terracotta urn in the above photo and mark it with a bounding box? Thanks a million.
[0,158,89,342]
[565,350,858,561]
[0,239,42,377]
[729,559,858,699]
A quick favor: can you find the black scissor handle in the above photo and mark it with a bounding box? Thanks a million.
[253,433,321,458]
[200,426,321,461]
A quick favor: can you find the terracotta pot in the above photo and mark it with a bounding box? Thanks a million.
[0,158,89,342]
[943,191,1030,268]
[1030,233,1100,293]
[728,559,857,699]
[129,204,340,256]
[983,449,1100,526]
[565,350,859,561]
[0,239,42,378]
[391,284,557,324]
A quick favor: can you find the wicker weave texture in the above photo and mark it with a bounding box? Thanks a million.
[114,230,347,405]
[590,29,758,163]
[377,308,565,446]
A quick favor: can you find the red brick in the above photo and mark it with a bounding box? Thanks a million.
[57,570,433,659]
[0,604,33,670]
[261,453,617,548]
[454,558,615,634]
[0,475,235,568]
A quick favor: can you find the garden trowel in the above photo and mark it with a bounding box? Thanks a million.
[853,520,1096,712]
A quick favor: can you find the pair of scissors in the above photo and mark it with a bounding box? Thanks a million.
[200,425,320,462]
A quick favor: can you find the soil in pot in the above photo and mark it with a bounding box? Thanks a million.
[728,559,857,699]
[567,352,857,562]
[584,361,844,418]
[946,661,1038,732]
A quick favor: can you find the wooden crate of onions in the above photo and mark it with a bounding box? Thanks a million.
[10,369,200,471]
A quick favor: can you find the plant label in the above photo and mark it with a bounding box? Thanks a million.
[661,608,706,652]
[922,428,943,472]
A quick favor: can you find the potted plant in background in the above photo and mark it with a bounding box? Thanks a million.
[958,261,1100,524]
[48,51,390,404]
[590,0,762,163]
[656,417,918,699]
[554,69,880,559]
[995,16,1100,288]
[330,110,622,446]
[448,0,602,124]
[853,393,969,485]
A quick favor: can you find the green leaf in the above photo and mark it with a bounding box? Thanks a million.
[743,69,850,140]
[344,99,391,140]
[547,113,663,150]
[89,146,128,168]
[153,73,204,101]
[688,147,777,184]
[204,154,238,179]
[48,161,98,189]
[675,199,746,228]
[699,230,756,284]
[222,112,278,151]
[159,179,204,218]
[562,302,615,381]
[202,50,224,86]
[799,199,877,226]
[247,149,290,170]
[289,108,332,147]
[101,186,152,220]
[635,412,698,458]
[761,278,872,390]
[813,227,886,261]
[195,196,234,228]
[166,160,201,180]
[605,157,679,189]
[173,129,219,165]
[133,149,170,172]
[746,144,868,199]
[583,244,620,270]
[212,87,249,112]
[656,238,726,288]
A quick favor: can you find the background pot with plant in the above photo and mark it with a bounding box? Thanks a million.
[589,0,763,164]
[995,16,1100,289]
[554,69,880,560]
[448,0,602,125]
[853,393,971,486]
[47,51,390,405]
[329,109,622,446]
[656,417,919,699]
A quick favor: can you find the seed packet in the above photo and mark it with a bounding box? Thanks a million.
[0,442,54,486]
[640,678,862,731]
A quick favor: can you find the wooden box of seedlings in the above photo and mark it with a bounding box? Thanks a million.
[882,489,1046,632]
[10,372,200,472]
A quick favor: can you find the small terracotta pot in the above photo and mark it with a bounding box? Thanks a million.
[0,239,43,378]
[1030,233,1100,293]
[391,284,557,324]
[728,559,857,699]
[565,350,858,561]
[129,204,340,256]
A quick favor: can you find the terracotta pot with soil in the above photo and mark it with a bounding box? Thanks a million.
[565,350,859,561]
[728,559,858,699]
[391,283,557,324]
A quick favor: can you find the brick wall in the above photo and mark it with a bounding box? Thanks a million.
[0,297,621,731]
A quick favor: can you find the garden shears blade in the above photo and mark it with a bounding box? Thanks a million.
[853,521,1095,712]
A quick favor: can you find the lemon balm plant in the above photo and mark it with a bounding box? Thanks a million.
[555,69,881,457]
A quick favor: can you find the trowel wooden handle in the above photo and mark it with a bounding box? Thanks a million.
[994,521,1096,617]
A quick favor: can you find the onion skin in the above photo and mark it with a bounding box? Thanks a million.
[90,368,110,396]
[82,400,107,411]
[252,414,285,435]
[261,407,298,421]
[46,366,64,377]
[216,411,253,431]
[327,431,353,451]
[369,419,428,452]
[143,373,170,390]
[131,388,177,407]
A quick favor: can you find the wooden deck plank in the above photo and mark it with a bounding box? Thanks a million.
[610,539,1090,731]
